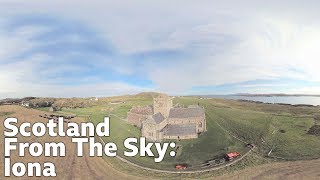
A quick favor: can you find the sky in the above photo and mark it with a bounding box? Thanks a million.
[0,0,320,98]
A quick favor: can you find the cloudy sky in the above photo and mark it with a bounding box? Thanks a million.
[0,0,320,98]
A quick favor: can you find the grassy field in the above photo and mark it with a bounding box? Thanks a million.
[203,98,320,160]
[1,94,320,179]
[0,105,141,179]
[59,96,249,170]
[214,158,320,180]
[58,95,320,171]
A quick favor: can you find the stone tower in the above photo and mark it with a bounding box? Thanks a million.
[153,94,173,118]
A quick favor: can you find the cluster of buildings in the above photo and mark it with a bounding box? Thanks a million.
[127,94,206,141]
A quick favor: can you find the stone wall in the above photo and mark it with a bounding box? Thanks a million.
[142,120,160,141]
[130,105,153,115]
[156,119,168,131]
[127,112,147,127]
[142,115,206,141]
[162,134,198,140]
[153,94,172,118]
[194,114,206,133]
[127,105,153,128]
[168,115,206,133]
[169,118,197,124]
[142,117,168,141]
[129,93,206,141]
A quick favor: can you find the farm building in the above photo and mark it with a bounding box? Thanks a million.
[21,102,30,107]
[89,97,99,101]
[128,94,206,141]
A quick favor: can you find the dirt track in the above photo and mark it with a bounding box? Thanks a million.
[0,105,144,180]
[98,135,254,174]
[1,105,319,179]
[214,159,320,180]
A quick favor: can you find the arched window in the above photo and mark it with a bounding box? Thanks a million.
[199,122,202,128]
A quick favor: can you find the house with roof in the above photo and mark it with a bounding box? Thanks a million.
[127,94,206,141]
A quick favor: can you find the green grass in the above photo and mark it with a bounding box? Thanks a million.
[57,96,248,170]
[102,150,273,179]
[196,97,320,160]
[0,111,14,116]
[53,96,320,171]
[36,107,51,112]
[264,116,320,159]
[211,106,272,145]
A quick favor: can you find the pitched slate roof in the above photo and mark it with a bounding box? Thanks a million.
[168,107,204,119]
[161,124,196,136]
[151,112,165,124]
[129,105,153,115]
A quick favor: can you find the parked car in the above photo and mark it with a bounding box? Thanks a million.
[175,164,188,170]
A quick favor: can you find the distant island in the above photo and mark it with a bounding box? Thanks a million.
[233,93,320,97]
[196,94,320,106]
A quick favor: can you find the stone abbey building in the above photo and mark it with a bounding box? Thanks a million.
[127,94,206,141]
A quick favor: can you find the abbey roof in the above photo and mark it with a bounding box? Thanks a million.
[168,107,204,119]
[129,105,153,115]
[152,112,165,124]
[161,124,196,136]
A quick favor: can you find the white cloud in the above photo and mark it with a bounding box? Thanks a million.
[0,55,150,98]
[14,82,151,98]
[147,18,320,93]
[0,20,149,98]
[0,0,319,97]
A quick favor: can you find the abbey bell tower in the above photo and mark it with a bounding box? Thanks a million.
[153,94,173,118]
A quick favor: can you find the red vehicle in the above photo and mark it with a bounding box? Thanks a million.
[226,152,241,161]
[175,164,188,170]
